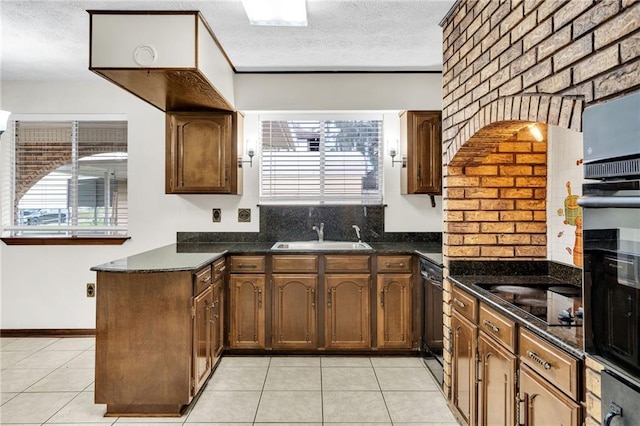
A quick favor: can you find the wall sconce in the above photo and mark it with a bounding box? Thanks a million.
[0,110,11,136]
[388,145,406,168]
[239,139,256,168]
[528,123,544,142]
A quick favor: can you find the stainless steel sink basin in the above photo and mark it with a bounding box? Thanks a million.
[271,241,372,250]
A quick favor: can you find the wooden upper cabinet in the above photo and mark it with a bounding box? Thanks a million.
[272,275,318,349]
[325,274,371,349]
[400,111,442,195]
[166,112,242,194]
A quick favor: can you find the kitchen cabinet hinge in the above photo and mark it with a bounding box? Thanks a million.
[191,306,196,318]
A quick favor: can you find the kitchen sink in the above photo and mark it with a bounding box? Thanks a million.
[271,241,373,250]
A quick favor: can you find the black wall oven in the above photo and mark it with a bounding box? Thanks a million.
[580,91,640,425]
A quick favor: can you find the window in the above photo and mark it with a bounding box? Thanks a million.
[3,118,128,237]
[260,117,382,203]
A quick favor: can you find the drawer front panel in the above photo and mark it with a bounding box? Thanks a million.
[325,255,371,273]
[479,303,516,351]
[272,255,319,273]
[212,258,226,281]
[452,286,478,323]
[519,328,579,399]
[194,265,212,295]
[377,255,412,273]
[229,256,266,273]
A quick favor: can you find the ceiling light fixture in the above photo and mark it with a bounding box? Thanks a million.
[528,123,544,142]
[241,0,308,26]
[0,110,11,136]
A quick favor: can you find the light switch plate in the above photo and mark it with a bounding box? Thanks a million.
[212,208,221,222]
[238,208,251,222]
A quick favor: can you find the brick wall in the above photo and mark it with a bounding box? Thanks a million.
[439,0,639,421]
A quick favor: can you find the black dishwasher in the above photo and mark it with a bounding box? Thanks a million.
[419,255,443,386]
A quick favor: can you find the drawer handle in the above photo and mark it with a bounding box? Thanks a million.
[526,350,552,370]
[202,276,212,283]
[216,266,226,273]
[385,262,405,268]
[453,298,466,308]
[238,263,258,268]
[257,288,263,307]
[483,319,500,333]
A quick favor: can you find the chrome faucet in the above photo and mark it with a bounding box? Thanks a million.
[312,223,324,242]
[352,225,361,242]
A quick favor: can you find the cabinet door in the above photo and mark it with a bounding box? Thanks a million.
[325,274,371,349]
[377,274,412,348]
[229,274,266,349]
[166,113,232,194]
[401,111,442,194]
[477,333,516,426]
[211,278,224,363]
[192,286,213,395]
[451,310,478,426]
[272,275,318,349]
[519,364,581,426]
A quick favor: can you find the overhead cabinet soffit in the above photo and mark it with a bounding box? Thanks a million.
[89,11,235,112]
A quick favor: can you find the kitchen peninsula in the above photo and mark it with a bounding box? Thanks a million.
[91,240,441,416]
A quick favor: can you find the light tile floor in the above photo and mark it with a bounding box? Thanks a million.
[0,337,458,425]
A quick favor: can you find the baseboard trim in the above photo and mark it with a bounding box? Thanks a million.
[0,329,96,337]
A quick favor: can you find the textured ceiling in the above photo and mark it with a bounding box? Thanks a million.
[1,0,454,80]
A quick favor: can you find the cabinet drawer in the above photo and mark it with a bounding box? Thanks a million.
[229,256,266,273]
[452,286,478,322]
[479,303,516,351]
[194,265,212,295]
[325,255,371,273]
[519,328,579,399]
[377,255,412,273]
[212,258,226,281]
[272,255,318,273]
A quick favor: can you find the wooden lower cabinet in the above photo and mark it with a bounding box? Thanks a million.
[519,364,581,426]
[272,274,318,349]
[192,286,213,396]
[325,274,371,349]
[229,274,266,349]
[477,332,516,426]
[211,277,224,363]
[376,274,412,348]
[451,310,478,426]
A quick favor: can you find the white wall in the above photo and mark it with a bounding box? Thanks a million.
[546,125,584,267]
[0,73,443,329]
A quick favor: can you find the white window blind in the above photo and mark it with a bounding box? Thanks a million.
[260,119,382,203]
[4,119,128,236]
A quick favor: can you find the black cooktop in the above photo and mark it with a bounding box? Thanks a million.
[477,283,583,327]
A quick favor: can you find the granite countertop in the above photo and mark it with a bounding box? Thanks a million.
[91,241,443,273]
[448,274,584,358]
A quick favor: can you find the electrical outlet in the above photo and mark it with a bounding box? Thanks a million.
[86,283,96,297]
[212,208,221,222]
[238,208,251,222]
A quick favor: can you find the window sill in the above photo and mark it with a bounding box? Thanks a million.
[1,236,130,245]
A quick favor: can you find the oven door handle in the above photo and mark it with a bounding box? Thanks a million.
[578,196,640,208]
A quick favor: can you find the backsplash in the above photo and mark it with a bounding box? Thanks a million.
[449,260,582,285]
[178,205,442,244]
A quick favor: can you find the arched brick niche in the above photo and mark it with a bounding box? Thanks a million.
[444,118,548,260]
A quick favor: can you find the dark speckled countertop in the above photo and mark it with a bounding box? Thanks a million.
[448,274,584,358]
[91,241,443,273]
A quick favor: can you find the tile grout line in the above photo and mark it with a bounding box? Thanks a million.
[370,357,395,425]
[252,356,272,425]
